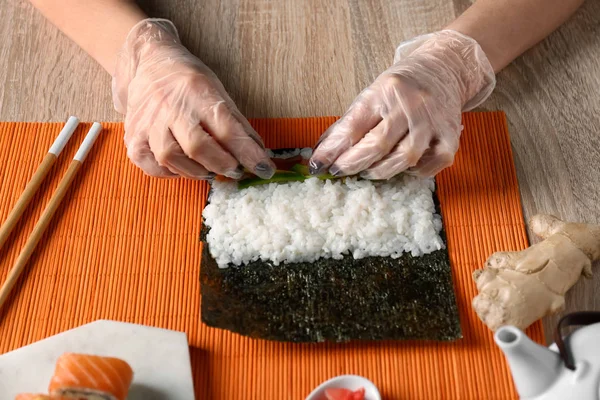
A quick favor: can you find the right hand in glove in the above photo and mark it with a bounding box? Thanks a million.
[112,18,275,180]
[309,30,495,179]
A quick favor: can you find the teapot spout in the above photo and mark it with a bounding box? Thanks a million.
[495,326,562,398]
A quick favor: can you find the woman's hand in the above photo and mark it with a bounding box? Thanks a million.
[309,30,495,179]
[112,19,275,180]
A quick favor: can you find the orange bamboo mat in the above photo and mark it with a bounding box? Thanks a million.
[0,113,544,399]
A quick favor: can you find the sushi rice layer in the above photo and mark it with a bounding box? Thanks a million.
[203,175,444,268]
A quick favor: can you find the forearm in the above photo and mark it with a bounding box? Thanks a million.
[29,0,146,75]
[447,0,585,72]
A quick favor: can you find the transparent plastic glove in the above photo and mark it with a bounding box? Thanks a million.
[309,30,496,179]
[112,18,275,180]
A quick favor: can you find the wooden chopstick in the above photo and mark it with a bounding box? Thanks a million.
[0,122,102,310]
[0,116,80,252]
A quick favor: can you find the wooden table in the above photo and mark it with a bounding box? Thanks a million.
[1,0,599,340]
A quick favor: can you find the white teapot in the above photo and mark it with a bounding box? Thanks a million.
[495,312,600,400]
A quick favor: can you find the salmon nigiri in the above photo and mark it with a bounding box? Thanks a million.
[48,353,133,400]
[14,395,51,400]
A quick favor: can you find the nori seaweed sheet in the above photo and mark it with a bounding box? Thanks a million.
[199,152,461,343]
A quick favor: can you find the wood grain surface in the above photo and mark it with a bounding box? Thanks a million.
[1,0,599,340]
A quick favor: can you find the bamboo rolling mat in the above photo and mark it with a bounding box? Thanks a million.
[0,113,544,399]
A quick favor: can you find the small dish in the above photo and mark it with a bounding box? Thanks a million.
[305,374,381,400]
[0,320,194,399]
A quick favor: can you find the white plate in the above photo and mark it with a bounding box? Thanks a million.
[305,374,381,400]
[0,320,194,399]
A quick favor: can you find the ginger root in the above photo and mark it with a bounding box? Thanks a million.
[472,214,600,331]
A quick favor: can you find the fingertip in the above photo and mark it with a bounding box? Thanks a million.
[308,158,325,175]
[359,170,374,180]
[184,172,216,181]
[128,146,179,178]
[405,167,434,179]
[360,167,393,180]
[328,164,345,177]
[309,129,358,175]
[254,160,275,179]
[225,165,245,179]
[141,166,178,179]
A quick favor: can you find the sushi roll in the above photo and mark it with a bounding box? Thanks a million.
[48,353,133,400]
[201,147,460,342]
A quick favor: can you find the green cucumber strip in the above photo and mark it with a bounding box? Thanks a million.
[237,165,348,189]
[317,173,337,180]
[238,171,306,189]
[290,164,310,176]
